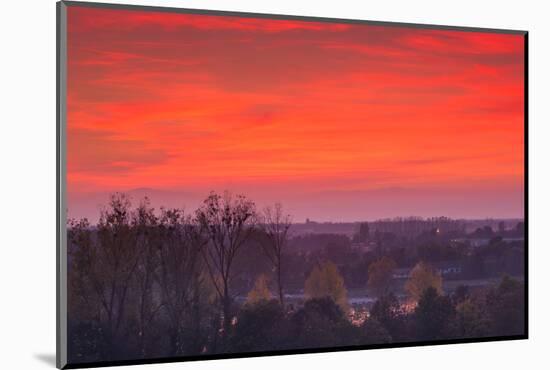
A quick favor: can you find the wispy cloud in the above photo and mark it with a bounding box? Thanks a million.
[66,6,524,220]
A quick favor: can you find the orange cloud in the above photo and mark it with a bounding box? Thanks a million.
[66,6,525,222]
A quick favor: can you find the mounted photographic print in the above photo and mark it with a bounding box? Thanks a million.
[56,1,528,368]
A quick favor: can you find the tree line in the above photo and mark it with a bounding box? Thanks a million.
[67,192,525,363]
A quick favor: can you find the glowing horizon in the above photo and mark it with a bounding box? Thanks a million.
[67,7,525,223]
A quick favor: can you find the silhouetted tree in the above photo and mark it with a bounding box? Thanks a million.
[95,193,140,356]
[258,203,292,306]
[290,297,354,349]
[230,299,288,352]
[367,257,396,297]
[415,287,455,340]
[305,260,349,313]
[405,261,443,301]
[67,217,94,320]
[360,318,392,344]
[451,284,470,306]
[156,207,207,355]
[370,293,405,340]
[247,274,272,305]
[454,299,490,338]
[195,191,256,334]
[358,222,370,242]
[67,217,105,362]
[486,276,525,336]
[131,198,160,357]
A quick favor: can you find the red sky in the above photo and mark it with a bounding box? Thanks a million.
[66,6,525,222]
